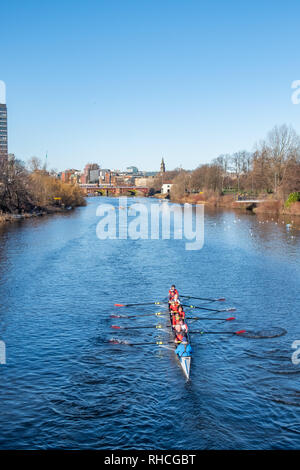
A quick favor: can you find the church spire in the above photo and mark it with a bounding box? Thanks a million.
[160,157,165,174]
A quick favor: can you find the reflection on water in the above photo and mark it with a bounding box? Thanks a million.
[0,197,299,449]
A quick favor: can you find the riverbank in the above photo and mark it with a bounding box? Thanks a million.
[157,192,300,217]
[0,205,75,225]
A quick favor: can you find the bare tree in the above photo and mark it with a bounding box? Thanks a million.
[257,124,300,193]
[0,158,34,213]
[27,156,43,173]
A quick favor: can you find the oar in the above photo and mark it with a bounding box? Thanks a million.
[104,339,174,346]
[181,304,236,313]
[181,295,225,302]
[111,324,168,330]
[114,301,165,307]
[111,311,166,319]
[110,312,235,320]
[189,329,246,336]
[187,316,236,321]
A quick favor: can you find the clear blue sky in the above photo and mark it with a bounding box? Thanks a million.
[1,0,300,172]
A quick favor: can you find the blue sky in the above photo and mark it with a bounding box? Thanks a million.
[1,0,300,171]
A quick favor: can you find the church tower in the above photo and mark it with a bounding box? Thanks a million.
[160,157,166,174]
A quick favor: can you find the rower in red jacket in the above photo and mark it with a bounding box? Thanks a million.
[169,299,180,313]
[177,304,185,320]
[169,285,179,302]
[174,330,187,344]
[172,313,180,327]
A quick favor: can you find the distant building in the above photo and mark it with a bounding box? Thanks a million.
[89,169,100,183]
[160,158,166,174]
[99,169,110,183]
[126,166,139,174]
[0,103,8,161]
[61,169,80,184]
[80,173,88,184]
[161,182,173,194]
[84,163,100,183]
[135,177,150,187]
[143,171,158,177]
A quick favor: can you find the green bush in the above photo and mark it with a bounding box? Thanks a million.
[285,192,300,208]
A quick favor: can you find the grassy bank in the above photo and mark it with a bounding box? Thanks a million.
[157,191,300,217]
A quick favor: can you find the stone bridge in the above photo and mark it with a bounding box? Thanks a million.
[79,184,149,197]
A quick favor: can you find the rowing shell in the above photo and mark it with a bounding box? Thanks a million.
[169,308,192,380]
[178,355,191,380]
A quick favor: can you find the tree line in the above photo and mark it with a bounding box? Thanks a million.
[0,157,85,214]
[151,125,300,201]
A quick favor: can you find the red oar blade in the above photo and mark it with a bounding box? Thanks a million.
[226,317,236,321]
[236,329,247,335]
[114,304,125,307]
[111,325,122,329]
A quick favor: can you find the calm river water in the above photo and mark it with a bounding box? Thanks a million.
[0,197,299,449]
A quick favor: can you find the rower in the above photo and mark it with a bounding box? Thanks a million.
[169,299,180,313]
[175,336,193,357]
[169,285,179,302]
[177,304,185,320]
[172,312,180,327]
[179,318,188,334]
[174,330,185,344]
[174,320,188,339]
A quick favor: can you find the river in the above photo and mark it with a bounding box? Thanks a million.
[0,197,299,449]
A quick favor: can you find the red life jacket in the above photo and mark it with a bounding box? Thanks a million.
[178,310,185,320]
[172,315,180,326]
[175,332,184,342]
[170,302,179,312]
[169,288,179,300]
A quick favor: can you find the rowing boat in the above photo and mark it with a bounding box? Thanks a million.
[169,302,192,380]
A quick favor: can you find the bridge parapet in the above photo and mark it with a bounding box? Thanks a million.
[79,185,149,196]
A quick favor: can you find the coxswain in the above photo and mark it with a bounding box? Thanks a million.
[175,336,193,357]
